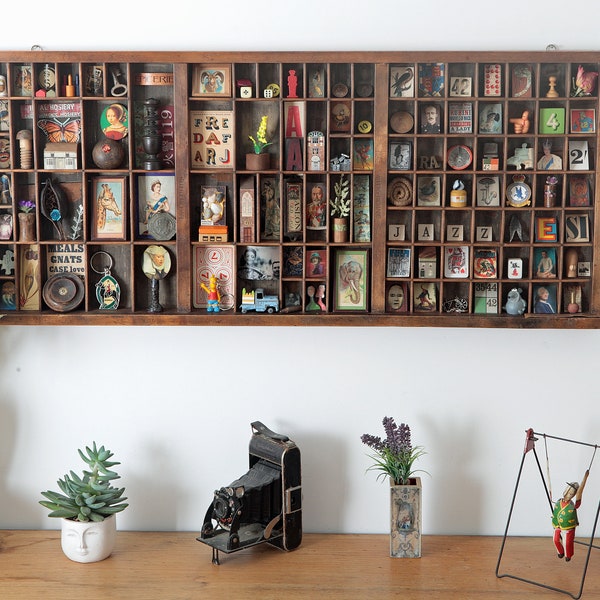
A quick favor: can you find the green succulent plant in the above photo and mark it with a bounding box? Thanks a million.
[40,442,128,522]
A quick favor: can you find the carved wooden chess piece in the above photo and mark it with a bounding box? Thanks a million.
[546,76,559,98]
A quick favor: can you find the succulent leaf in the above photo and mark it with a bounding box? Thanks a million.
[40,442,128,522]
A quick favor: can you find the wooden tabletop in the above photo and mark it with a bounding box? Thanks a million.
[0,531,598,599]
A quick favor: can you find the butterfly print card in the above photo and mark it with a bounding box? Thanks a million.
[21,101,82,147]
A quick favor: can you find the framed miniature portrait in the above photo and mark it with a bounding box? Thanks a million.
[386,282,408,313]
[570,109,595,133]
[534,247,557,278]
[191,65,232,97]
[91,176,127,240]
[390,66,414,98]
[334,249,368,311]
[306,183,327,230]
[237,245,279,281]
[420,104,442,133]
[137,173,176,239]
[533,284,557,314]
[389,142,412,170]
[306,249,327,278]
[100,103,129,140]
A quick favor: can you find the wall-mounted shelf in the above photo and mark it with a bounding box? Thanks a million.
[0,50,598,328]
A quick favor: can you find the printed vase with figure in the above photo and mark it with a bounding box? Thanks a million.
[390,477,421,558]
[332,217,348,243]
[18,212,36,241]
[246,153,270,171]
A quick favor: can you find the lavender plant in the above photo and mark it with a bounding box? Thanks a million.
[361,417,427,485]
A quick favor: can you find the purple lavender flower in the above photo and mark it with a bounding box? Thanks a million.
[361,416,426,485]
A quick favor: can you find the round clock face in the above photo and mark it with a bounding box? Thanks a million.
[506,181,532,207]
[447,145,473,170]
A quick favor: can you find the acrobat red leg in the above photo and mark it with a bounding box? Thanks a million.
[553,528,565,557]
[564,528,576,560]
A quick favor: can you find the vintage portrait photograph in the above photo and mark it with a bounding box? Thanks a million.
[137,173,176,239]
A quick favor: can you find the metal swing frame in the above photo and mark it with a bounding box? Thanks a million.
[496,429,600,600]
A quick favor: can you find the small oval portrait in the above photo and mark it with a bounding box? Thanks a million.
[142,245,171,280]
[101,103,129,140]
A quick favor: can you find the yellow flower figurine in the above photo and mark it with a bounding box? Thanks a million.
[249,115,272,154]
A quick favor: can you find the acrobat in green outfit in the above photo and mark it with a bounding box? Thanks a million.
[552,470,589,561]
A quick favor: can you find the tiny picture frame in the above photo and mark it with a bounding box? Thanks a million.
[387,248,411,278]
[389,141,412,170]
[534,247,557,278]
[420,103,442,133]
[570,109,596,133]
[137,173,176,239]
[533,283,557,314]
[334,249,368,311]
[191,64,232,97]
[92,176,127,240]
[306,249,327,278]
[449,76,472,97]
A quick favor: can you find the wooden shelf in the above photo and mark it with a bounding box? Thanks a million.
[0,51,599,327]
[1,531,597,599]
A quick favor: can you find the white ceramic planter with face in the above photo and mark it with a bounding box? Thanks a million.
[60,514,117,563]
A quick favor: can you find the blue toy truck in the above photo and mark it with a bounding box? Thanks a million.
[240,288,279,314]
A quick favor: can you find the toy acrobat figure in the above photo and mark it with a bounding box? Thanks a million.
[552,469,589,561]
[200,275,220,312]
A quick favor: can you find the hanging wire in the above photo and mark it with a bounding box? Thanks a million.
[544,434,553,501]
[588,445,597,472]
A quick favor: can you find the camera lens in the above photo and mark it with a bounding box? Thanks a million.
[213,494,230,520]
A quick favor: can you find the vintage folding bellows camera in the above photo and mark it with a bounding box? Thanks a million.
[197,421,302,563]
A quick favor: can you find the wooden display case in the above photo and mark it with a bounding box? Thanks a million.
[0,50,599,327]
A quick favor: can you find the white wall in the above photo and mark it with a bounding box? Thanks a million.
[1,1,600,537]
